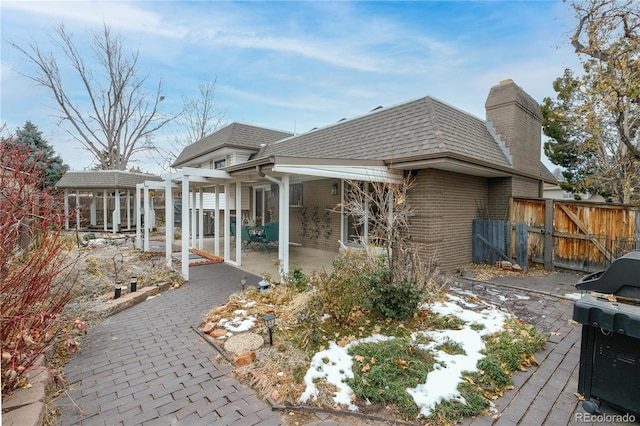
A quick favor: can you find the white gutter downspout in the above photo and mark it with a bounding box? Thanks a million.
[257,166,289,280]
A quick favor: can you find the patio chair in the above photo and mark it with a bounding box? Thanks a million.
[258,222,279,252]
[241,225,260,251]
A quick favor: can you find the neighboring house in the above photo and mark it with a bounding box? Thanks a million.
[156,79,556,280]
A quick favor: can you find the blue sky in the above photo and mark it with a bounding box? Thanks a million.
[1,1,580,173]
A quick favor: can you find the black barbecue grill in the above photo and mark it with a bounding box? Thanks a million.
[573,250,640,416]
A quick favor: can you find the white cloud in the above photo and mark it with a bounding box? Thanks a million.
[3,1,188,38]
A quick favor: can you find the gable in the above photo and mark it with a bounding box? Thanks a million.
[172,123,292,168]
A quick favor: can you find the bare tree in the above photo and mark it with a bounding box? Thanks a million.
[150,77,226,171]
[11,23,175,170]
[182,78,227,144]
[341,174,430,287]
[569,0,640,160]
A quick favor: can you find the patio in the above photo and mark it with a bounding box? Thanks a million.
[201,237,337,282]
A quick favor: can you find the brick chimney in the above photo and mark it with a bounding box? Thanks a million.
[485,79,542,177]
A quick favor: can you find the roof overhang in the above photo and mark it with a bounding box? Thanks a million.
[394,157,512,178]
[173,146,258,169]
[268,156,403,183]
[392,153,556,183]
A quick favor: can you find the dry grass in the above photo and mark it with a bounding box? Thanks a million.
[463,262,549,281]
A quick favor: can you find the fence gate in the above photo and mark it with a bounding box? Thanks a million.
[472,220,529,272]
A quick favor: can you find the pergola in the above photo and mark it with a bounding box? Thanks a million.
[55,170,162,233]
[142,159,401,281]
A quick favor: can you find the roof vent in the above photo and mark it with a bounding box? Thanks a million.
[370,106,383,112]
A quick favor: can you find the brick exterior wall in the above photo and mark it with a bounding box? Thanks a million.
[265,179,342,251]
[288,179,342,251]
[511,176,542,198]
[406,169,489,272]
[486,177,512,221]
[485,80,543,178]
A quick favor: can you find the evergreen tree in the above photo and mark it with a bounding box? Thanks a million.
[11,121,69,189]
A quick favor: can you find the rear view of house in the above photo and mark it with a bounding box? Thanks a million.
[156,79,554,279]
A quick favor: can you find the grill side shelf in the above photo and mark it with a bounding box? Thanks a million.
[573,295,640,339]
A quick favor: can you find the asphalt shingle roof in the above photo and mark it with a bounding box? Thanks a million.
[259,96,513,168]
[55,170,161,190]
[172,123,293,168]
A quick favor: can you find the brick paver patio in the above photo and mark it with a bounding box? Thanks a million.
[55,262,282,425]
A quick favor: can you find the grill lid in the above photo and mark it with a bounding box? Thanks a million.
[575,251,640,299]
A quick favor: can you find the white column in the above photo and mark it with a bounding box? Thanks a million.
[165,177,174,268]
[214,185,220,257]
[126,189,131,230]
[144,185,150,251]
[191,189,197,248]
[235,182,242,266]
[181,176,190,280]
[103,190,108,231]
[64,190,69,230]
[280,175,290,277]
[90,194,97,226]
[224,183,230,262]
[75,193,80,231]
[135,184,142,249]
[113,189,120,234]
[198,188,204,250]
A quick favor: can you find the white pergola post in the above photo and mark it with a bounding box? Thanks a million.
[235,182,242,266]
[144,185,150,252]
[90,194,97,226]
[113,189,120,234]
[280,175,290,276]
[224,182,230,262]
[191,189,197,248]
[214,185,220,257]
[64,190,69,230]
[135,184,142,249]
[165,177,174,268]
[198,188,204,250]
[181,176,190,280]
[262,173,290,280]
[126,189,131,230]
[75,193,80,231]
[103,190,108,231]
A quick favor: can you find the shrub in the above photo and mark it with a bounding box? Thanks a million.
[369,267,421,321]
[313,250,378,324]
[0,137,80,393]
[283,266,309,292]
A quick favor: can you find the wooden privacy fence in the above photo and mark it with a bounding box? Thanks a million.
[472,220,529,272]
[509,198,640,272]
